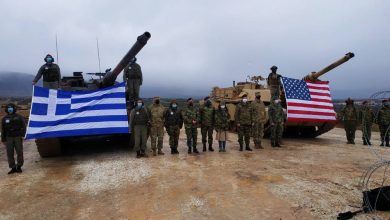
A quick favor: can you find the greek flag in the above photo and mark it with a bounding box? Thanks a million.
[25,83,129,139]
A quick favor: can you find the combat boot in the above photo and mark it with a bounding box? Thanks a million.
[153,150,157,156]
[386,139,390,147]
[136,151,142,158]
[7,167,17,175]
[258,141,264,149]
[174,148,179,154]
[367,140,372,146]
[158,149,165,155]
[245,144,253,151]
[380,141,384,146]
[188,146,192,154]
[239,144,243,151]
[141,150,149,158]
[193,146,200,154]
[203,143,207,152]
[171,148,175,154]
[218,141,222,152]
[363,140,367,145]
[208,143,214,152]
[16,165,22,173]
[222,141,226,152]
[276,142,281,147]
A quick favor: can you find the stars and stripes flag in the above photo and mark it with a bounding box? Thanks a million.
[25,82,129,139]
[280,77,337,122]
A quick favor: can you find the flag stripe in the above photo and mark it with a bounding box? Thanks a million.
[27,121,129,134]
[288,110,336,117]
[287,114,337,120]
[25,127,129,139]
[28,109,127,121]
[71,92,125,104]
[309,92,331,97]
[287,118,337,122]
[28,115,128,127]
[71,87,125,98]
[307,85,331,90]
[286,100,334,108]
[287,106,336,113]
[308,89,330,94]
[71,98,125,109]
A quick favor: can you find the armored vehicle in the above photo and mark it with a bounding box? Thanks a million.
[36,32,151,157]
[211,52,355,137]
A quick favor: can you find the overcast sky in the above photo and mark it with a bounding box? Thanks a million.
[0,0,389,98]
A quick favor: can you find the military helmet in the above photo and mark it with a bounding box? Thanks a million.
[270,65,278,70]
[345,97,354,104]
[5,103,17,113]
[170,99,177,104]
[204,96,210,101]
[44,54,54,62]
[131,57,137,64]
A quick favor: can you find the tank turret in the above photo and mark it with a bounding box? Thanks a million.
[303,52,354,81]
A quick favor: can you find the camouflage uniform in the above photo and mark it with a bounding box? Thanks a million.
[123,61,142,106]
[251,98,266,148]
[235,101,253,151]
[148,101,166,155]
[268,101,284,147]
[1,103,25,174]
[267,66,281,99]
[164,103,183,154]
[214,105,230,152]
[359,104,374,145]
[377,103,390,146]
[182,104,200,153]
[200,103,215,151]
[339,100,358,144]
[129,105,150,157]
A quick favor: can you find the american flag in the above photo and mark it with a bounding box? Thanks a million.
[280,77,337,122]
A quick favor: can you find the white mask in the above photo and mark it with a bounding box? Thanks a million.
[242,98,248,103]
[221,105,226,109]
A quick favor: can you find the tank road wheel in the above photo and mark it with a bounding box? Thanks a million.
[36,138,63,157]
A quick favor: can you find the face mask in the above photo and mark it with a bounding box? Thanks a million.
[46,57,53,63]
[221,105,225,109]
[206,100,211,106]
[274,100,280,104]
[155,100,160,104]
[256,96,261,100]
[137,103,143,108]
[242,98,248,103]
[7,107,14,113]
[188,102,193,106]
[172,104,177,108]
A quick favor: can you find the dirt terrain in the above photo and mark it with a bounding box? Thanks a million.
[0,128,390,220]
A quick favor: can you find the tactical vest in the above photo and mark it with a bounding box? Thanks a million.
[126,64,142,79]
[268,73,281,86]
[43,64,60,82]
[133,108,148,125]
[201,106,214,126]
[165,109,181,126]
[3,114,24,137]
[236,103,252,125]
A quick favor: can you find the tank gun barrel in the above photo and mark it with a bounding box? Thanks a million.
[303,52,355,81]
[102,32,151,87]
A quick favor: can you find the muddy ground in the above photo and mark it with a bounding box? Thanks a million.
[1,128,390,220]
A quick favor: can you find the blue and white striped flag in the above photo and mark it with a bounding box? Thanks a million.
[25,82,129,139]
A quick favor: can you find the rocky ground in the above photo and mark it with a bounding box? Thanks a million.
[0,128,390,220]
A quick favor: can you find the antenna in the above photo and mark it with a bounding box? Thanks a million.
[96,37,102,73]
[55,34,59,64]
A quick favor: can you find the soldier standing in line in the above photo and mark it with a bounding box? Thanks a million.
[214,101,230,152]
[33,54,61,89]
[200,96,215,152]
[377,99,390,147]
[182,98,200,154]
[164,100,183,154]
[251,92,267,149]
[1,103,26,174]
[267,65,282,99]
[359,100,374,145]
[123,57,142,107]
[235,94,253,151]
[148,97,166,156]
[338,98,358,144]
[268,98,284,147]
[129,99,150,158]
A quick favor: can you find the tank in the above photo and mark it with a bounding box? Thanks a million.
[36,32,151,157]
[210,52,355,137]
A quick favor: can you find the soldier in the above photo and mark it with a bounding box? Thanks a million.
[148,96,166,156]
[123,57,142,107]
[377,99,390,147]
[33,54,61,89]
[268,98,284,147]
[359,100,374,145]
[235,94,253,151]
[1,103,26,174]
[182,98,200,154]
[129,99,150,158]
[214,101,230,152]
[164,100,183,154]
[267,65,282,99]
[338,98,358,144]
[200,96,215,152]
[252,92,267,149]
